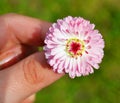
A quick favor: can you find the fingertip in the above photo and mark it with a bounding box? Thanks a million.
[21,52,64,87]
[3,13,51,46]
[22,94,36,103]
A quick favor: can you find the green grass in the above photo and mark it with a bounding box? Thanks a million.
[0,0,120,103]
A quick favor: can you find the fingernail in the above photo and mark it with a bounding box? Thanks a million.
[0,45,23,70]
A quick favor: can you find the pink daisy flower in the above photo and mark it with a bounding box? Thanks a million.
[44,16,104,78]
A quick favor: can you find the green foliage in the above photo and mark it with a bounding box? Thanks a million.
[0,0,120,103]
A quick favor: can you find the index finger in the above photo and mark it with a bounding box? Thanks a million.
[1,13,51,46]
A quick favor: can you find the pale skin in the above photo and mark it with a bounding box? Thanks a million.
[0,13,64,103]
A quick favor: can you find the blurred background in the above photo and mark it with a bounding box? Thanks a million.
[0,0,120,103]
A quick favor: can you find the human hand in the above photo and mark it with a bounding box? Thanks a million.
[0,13,64,103]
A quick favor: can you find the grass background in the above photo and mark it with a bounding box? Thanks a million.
[0,0,120,103]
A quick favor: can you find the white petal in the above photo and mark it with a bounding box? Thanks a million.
[51,46,64,55]
[57,61,64,73]
[68,58,76,78]
[53,51,66,60]
[77,57,82,73]
[64,56,71,73]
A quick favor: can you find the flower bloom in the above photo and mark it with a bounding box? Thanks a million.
[44,16,104,78]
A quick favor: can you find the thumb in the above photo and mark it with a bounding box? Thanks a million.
[0,52,64,103]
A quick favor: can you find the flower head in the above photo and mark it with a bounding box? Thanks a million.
[44,16,104,78]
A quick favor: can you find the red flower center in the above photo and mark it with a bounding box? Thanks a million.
[70,42,81,55]
[66,38,85,58]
